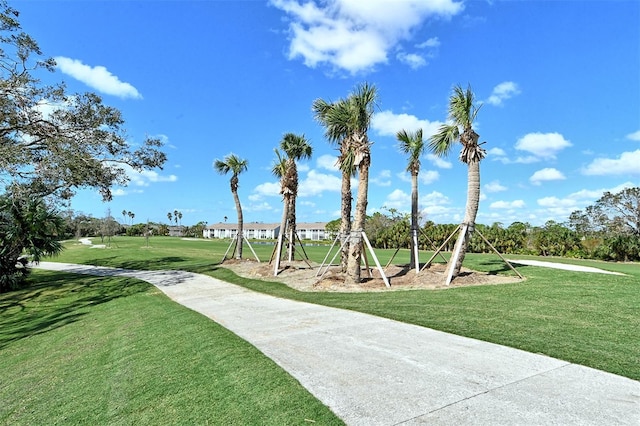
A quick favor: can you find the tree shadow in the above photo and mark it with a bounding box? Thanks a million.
[474,258,522,275]
[0,270,149,350]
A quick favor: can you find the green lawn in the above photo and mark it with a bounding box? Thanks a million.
[0,268,342,425]
[2,236,638,423]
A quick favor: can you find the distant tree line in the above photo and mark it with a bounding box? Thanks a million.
[362,187,640,262]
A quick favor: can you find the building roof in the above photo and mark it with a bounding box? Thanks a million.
[205,222,280,230]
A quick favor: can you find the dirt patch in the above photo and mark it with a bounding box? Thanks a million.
[221,259,522,292]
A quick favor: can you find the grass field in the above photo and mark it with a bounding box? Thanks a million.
[2,236,638,423]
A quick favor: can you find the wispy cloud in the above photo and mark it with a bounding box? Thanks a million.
[490,200,525,209]
[372,110,443,138]
[55,56,142,99]
[486,81,520,106]
[582,149,640,176]
[271,0,463,74]
[484,180,507,192]
[425,153,452,169]
[529,167,566,185]
[515,132,572,159]
[625,130,640,141]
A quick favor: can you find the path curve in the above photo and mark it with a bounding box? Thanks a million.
[33,261,639,425]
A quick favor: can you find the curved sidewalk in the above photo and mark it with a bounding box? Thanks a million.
[35,262,639,425]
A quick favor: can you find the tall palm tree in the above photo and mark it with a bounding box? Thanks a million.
[313,82,378,283]
[214,153,248,259]
[397,128,425,272]
[346,83,378,284]
[280,133,312,260]
[271,149,289,271]
[167,212,172,224]
[312,96,355,273]
[429,84,486,283]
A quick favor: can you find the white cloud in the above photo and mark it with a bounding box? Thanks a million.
[372,110,443,138]
[529,167,566,185]
[626,130,640,141]
[425,153,452,169]
[298,163,310,172]
[416,37,440,48]
[490,200,525,209]
[582,149,640,176]
[419,170,439,185]
[371,169,391,186]
[55,56,142,99]
[486,81,520,106]
[271,0,463,74]
[515,132,572,159]
[252,181,281,198]
[124,167,177,187]
[536,196,576,208]
[484,180,507,192]
[513,155,540,164]
[299,169,342,196]
[383,188,410,210]
[488,147,506,157]
[316,154,339,171]
[396,52,426,69]
[245,202,275,213]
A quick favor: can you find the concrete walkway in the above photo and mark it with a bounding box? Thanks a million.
[34,262,640,425]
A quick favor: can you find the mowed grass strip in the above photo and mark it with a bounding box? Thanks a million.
[0,269,343,425]
[51,237,640,381]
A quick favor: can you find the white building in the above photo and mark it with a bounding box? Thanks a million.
[203,223,280,239]
[203,221,329,241]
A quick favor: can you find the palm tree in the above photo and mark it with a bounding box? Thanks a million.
[271,149,289,272]
[167,212,172,224]
[214,153,248,259]
[397,128,425,272]
[173,209,178,225]
[312,82,378,283]
[121,209,127,225]
[280,133,312,260]
[313,97,354,273]
[429,84,486,283]
[128,211,134,225]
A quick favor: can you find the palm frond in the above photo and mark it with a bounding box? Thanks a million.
[271,149,287,178]
[396,128,424,172]
[428,124,459,158]
[213,153,248,175]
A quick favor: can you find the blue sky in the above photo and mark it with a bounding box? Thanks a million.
[18,0,640,227]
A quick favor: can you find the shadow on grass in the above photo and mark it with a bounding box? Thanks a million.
[0,270,149,350]
[473,257,524,275]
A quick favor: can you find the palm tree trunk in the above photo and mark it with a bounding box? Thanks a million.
[287,193,296,261]
[446,159,481,281]
[340,170,352,272]
[410,171,419,271]
[347,158,369,284]
[231,176,243,260]
[273,194,289,274]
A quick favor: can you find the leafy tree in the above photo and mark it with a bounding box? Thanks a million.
[397,128,425,271]
[429,84,486,282]
[0,193,64,292]
[0,1,166,202]
[214,153,248,259]
[593,187,639,236]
